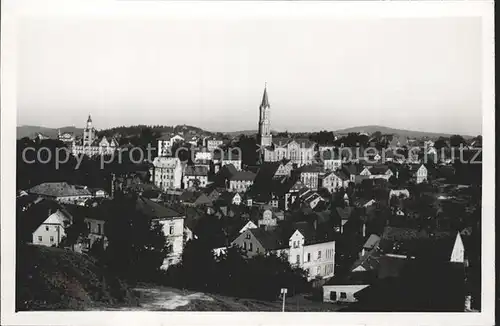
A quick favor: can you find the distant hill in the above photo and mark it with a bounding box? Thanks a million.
[223,130,258,137]
[333,125,475,139]
[17,126,83,140]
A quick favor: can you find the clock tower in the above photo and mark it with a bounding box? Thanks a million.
[258,84,272,147]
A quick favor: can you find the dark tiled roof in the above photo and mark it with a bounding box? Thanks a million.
[19,199,72,235]
[184,165,209,176]
[135,197,182,219]
[335,207,354,221]
[250,227,288,251]
[369,165,391,175]
[229,170,256,181]
[299,164,323,173]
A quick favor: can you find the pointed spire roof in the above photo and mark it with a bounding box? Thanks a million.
[87,114,92,123]
[261,83,270,108]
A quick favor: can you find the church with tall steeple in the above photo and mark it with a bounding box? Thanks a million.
[258,84,272,148]
[258,84,317,167]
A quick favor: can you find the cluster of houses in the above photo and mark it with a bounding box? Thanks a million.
[19,86,478,311]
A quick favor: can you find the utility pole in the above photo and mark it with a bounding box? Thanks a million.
[280,288,287,312]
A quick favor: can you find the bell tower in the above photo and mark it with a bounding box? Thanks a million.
[83,114,95,147]
[258,84,272,147]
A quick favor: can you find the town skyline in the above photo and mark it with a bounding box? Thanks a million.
[17,17,482,136]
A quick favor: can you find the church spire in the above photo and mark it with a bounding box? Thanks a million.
[261,83,269,108]
[87,114,92,123]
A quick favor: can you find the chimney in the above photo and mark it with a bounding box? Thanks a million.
[362,223,366,238]
[313,219,318,230]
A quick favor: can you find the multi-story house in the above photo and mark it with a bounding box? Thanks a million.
[263,138,317,167]
[320,149,342,171]
[408,164,428,184]
[297,164,323,190]
[194,148,213,161]
[232,222,336,281]
[157,134,185,157]
[183,165,209,189]
[218,151,242,171]
[62,204,108,252]
[21,198,72,247]
[228,171,256,193]
[57,130,75,144]
[319,170,350,193]
[206,138,224,152]
[135,197,185,270]
[275,160,294,178]
[151,157,183,190]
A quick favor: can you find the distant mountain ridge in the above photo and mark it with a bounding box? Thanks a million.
[332,125,476,139]
[224,125,476,139]
[18,124,476,140]
[17,126,83,140]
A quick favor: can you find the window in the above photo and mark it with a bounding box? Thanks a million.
[97,224,102,235]
[87,222,91,231]
[340,292,347,299]
[318,250,322,259]
[50,236,54,242]
[245,233,251,239]
[316,266,321,275]
[249,242,253,252]
[169,226,174,235]
[256,247,260,254]
[45,226,49,231]
[296,255,300,264]
[330,291,337,301]
[243,242,247,250]
[38,236,42,242]
[307,253,311,262]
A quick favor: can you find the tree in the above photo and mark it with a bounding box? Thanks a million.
[449,134,467,148]
[434,137,448,150]
[103,194,168,281]
[60,218,89,250]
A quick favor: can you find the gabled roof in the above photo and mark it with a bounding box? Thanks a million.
[249,227,288,251]
[20,199,72,235]
[369,165,391,175]
[28,182,92,198]
[363,234,381,250]
[335,206,354,221]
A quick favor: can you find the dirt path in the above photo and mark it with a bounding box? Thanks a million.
[133,286,214,310]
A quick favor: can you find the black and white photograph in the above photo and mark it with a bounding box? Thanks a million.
[1,1,495,325]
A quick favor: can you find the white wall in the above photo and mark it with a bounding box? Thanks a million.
[323,284,370,303]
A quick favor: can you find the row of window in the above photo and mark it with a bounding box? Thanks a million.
[296,249,333,263]
[38,235,55,242]
[329,291,347,301]
[242,241,260,253]
[86,222,103,235]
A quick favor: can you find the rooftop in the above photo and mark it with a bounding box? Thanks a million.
[28,182,92,198]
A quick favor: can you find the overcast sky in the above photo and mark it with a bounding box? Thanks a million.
[17,16,482,135]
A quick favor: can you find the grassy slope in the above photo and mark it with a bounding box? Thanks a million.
[16,244,139,311]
